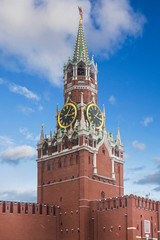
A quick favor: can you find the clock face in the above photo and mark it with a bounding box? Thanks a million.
[58,103,77,128]
[86,104,103,129]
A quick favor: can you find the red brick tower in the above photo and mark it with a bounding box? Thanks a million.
[37,7,124,240]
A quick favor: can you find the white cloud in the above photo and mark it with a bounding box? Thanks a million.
[9,83,40,100]
[152,157,160,161]
[0,77,5,84]
[123,152,129,159]
[0,0,146,85]
[0,136,14,146]
[0,145,36,163]
[0,189,36,202]
[17,105,34,114]
[109,95,116,104]
[19,127,39,142]
[142,117,153,127]
[38,105,43,111]
[132,140,146,151]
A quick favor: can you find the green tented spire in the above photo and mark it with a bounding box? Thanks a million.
[73,19,89,63]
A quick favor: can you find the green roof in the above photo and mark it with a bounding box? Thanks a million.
[73,20,89,63]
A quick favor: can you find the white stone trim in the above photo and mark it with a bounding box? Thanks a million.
[79,205,90,208]
[65,85,97,94]
[136,238,158,240]
[127,227,136,230]
[37,145,98,162]
[93,173,113,181]
[38,175,124,189]
[93,152,97,174]
[79,199,90,201]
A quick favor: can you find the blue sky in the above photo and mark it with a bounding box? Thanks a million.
[0,0,160,202]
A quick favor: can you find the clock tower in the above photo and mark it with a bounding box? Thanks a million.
[37,7,124,240]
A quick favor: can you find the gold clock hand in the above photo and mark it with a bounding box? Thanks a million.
[95,116,102,121]
[64,107,71,118]
[94,112,98,118]
[67,112,75,116]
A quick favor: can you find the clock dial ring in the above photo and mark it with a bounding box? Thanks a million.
[86,104,103,129]
[58,103,77,129]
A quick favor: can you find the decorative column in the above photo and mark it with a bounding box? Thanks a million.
[112,159,115,179]
[75,65,77,80]
[93,152,97,174]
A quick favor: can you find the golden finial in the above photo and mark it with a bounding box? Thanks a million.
[78,6,83,24]
[42,123,44,127]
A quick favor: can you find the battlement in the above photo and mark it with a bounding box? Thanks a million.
[91,194,160,212]
[0,201,57,216]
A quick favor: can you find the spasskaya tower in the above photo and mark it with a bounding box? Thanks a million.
[37,7,124,240]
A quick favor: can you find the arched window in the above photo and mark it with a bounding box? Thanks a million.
[78,63,85,76]
[115,145,119,157]
[101,191,105,200]
[67,65,73,78]
[89,134,93,147]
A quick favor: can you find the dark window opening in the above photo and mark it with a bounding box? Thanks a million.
[114,200,116,208]
[101,191,105,200]
[71,176,74,179]
[119,199,122,207]
[138,199,140,207]
[25,203,28,214]
[88,155,90,164]
[32,204,35,214]
[60,197,62,202]
[102,147,105,155]
[53,206,56,216]
[2,201,5,213]
[18,202,20,214]
[10,202,13,213]
[40,204,42,215]
[125,198,127,207]
[78,64,85,76]
[115,145,119,157]
[47,204,49,215]
[145,201,147,209]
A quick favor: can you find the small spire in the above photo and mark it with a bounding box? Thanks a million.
[56,104,58,128]
[50,130,52,139]
[116,128,121,144]
[103,104,105,130]
[40,123,44,143]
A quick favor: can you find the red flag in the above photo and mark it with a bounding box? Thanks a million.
[78,6,83,19]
